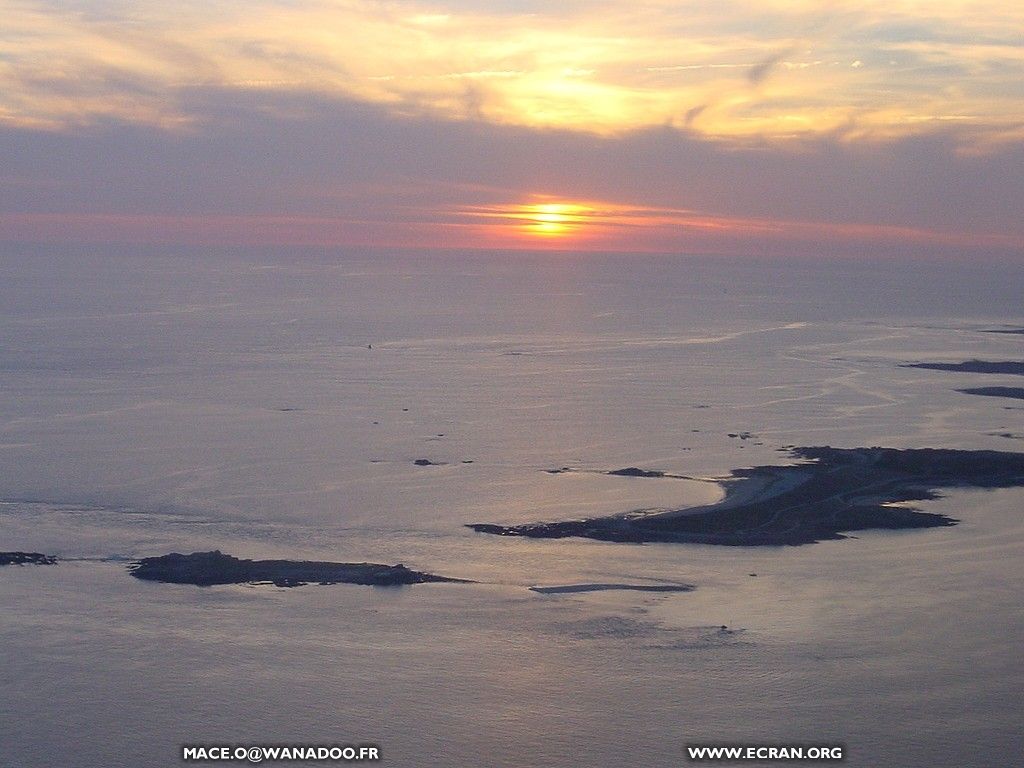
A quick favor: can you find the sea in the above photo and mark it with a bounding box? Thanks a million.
[1,248,1022,767]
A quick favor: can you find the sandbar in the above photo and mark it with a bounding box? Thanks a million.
[530,583,695,594]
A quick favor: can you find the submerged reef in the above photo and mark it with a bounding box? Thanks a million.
[469,447,1024,546]
[129,550,469,587]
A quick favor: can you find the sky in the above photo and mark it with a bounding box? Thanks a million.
[2,0,1023,256]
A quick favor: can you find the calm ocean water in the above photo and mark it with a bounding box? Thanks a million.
[1,249,1022,767]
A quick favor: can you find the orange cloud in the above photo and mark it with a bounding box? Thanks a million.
[3,1,1024,147]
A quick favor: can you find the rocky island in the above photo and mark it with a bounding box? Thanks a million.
[607,467,669,478]
[469,447,1024,546]
[129,550,469,587]
[902,360,1024,375]
[957,387,1024,401]
[1,552,57,566]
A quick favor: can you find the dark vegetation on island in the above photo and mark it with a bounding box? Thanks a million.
[0,552,57,566]
[902,361,1024,375]
[983,328,1024,335]
[469,447,1024,546]
[957,387,1024,401]
[128,550,469,588]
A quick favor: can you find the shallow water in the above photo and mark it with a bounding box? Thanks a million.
[1,249,1022,766]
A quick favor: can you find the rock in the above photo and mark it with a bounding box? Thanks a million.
[607,467,666,478]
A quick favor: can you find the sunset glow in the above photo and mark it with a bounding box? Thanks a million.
[519,204,591,237]
[457,201,610,243]
[1,1,1023,256]
[528,204,575,237]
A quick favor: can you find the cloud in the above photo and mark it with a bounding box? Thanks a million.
[1,1,1022,257]
[1,0,1023,144]
[747,49,794,85]
[1,88,1022,256]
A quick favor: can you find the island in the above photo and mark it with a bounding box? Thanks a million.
[902,361,1024,375]
[545,466,684,478]
[1,552,57,566]
[469,447,1024,546]
[128,550,470,587]
[607,467,668,478]
[957,387,1024,401]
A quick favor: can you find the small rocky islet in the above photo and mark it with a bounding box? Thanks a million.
[128,550,469,588]
[901,360,1024,375]
[0,552,58,566]
[957,387,1024,401]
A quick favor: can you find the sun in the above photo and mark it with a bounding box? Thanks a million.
[522,202,587,237]
[458,199,603,244]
